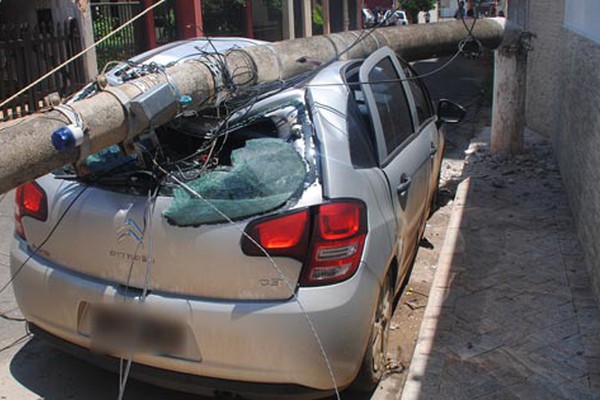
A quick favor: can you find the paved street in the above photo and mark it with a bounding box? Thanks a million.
[402,129,600,399]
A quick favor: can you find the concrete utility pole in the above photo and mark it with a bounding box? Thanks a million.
[0,19,517,195]
[491,0,530,154]
[282,0,295,40]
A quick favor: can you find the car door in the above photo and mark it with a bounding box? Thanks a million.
[360,47,432,279]
[402,61,441,214]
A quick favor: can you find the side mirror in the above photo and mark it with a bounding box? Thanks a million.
[437,99,466,124]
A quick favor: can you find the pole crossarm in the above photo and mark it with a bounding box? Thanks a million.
[0,18,515,195]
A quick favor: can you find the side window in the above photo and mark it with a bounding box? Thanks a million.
[404,67,434,126]
[368,58,414,156]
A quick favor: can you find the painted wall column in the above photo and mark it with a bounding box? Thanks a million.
[245,0,254,38]
[322,0,331,34]
[282,0,294,39]
[343,0,349,31]
[175,0,203,39]
[302,0,312,37]
[140,0,157,48]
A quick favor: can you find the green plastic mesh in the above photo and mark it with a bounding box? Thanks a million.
[163,138,307,226]
[85,145,134,172]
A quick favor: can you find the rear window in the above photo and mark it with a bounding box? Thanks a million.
[345,64,378,168]
[160,99,314,226]
[164,137,307,226]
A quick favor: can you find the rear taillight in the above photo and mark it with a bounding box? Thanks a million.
[241,200,367,286]
[14,181,48,240]
[304,202,367,285]
[241,210,310,260]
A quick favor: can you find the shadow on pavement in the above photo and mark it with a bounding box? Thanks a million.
[402,130,600,399]
[9,337,202,400]
[9,337,371,400]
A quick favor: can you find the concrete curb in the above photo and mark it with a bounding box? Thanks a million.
[399,176,471,400]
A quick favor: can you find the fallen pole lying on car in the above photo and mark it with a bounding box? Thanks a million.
[0,18,518,195]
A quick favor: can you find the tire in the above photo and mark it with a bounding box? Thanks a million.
[351,273,394,392]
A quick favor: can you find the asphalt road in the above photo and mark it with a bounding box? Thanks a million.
[0,53,492,400]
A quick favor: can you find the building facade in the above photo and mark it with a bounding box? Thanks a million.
[526,0,600,301]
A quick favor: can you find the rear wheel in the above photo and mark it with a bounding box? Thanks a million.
[351,273,394,392]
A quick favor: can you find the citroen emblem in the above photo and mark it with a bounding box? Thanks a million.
[116,218,144,244]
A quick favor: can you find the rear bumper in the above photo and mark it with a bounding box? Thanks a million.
[10,238,380,393]
[30,323,333,400]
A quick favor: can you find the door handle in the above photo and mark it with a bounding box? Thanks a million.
[429,142,438,156]
[396,174,412,195]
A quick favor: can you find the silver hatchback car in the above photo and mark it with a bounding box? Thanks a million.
[11,43,463,398]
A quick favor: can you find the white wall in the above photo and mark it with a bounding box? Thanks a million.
[417,4,439,24]
[564,0,600,44]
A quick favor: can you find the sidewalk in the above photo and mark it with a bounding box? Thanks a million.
[401,128,600,399]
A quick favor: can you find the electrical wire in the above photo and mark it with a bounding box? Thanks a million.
[305,46,465,89]
[0,7,493,397]
[225,7,479,101]
[118,185,159,400]
[0,0,168,110]
[101,60,124,75]
[455,0,486,57]
[152,160,341,400]
[0,185,88,297]
[0,313,26,323]
[0,332,31,355]
[0,158,139,304]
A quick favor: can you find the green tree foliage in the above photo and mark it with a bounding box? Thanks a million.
[400,0,436,23]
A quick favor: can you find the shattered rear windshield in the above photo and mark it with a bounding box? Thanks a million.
[163,98,313,226]
[164,138,307,226]
[62,94,315,226]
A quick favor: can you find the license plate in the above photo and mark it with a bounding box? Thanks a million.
[90,305,185,356]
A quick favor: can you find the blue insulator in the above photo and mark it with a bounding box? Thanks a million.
[179,95,192,106]
[51,126,76,151]
[51,124,84,151]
